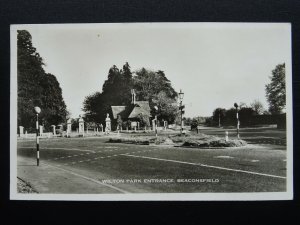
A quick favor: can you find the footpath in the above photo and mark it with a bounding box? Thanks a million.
[17,156,121,194]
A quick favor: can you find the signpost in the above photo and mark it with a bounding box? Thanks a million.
[234,103,240,139]
[34,106,41,166]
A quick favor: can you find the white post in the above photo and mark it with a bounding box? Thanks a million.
[67,119,72,137]
[19,126,24,138]
[78,117,84,137]
[39,125,43,136]
[225,131,229,142]
[152,119,155,131]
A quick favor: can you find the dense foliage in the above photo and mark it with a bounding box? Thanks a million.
[17,30,67,131]
[265,63,286,114]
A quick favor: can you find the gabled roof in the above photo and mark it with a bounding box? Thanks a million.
[111,101,151,119]
[134,101,151,112]
[128,105,151,118]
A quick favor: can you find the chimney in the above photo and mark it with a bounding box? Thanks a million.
[131,89,136,104]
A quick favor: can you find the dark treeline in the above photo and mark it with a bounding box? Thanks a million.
[17,30,68,132]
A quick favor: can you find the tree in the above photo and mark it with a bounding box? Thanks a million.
[83,92,104,124]
[133,68,177,102]
[17,30,67,131]
[265,63,286,114]
[239,107,255,126]
[136,114,150,127]
[212,108,226,126]
[134,68,178,123]
[83,63,135,125]
[151,91,179,123]
[120,62,133,105]
[250,99,265,115]
[183,117,192,126]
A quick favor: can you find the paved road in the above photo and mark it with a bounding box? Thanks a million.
[17,134,287,194]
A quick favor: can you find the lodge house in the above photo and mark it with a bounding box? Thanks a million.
[110,89,151,130]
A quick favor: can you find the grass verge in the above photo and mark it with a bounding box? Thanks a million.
[17,177,38,193]
[109,133,247,148]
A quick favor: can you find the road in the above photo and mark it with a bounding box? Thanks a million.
[17,129,287,194]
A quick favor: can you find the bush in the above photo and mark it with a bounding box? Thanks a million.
[182,138,247,148]
[109,137,150,145]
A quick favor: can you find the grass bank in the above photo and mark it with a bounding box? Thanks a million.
[109,133,247,148]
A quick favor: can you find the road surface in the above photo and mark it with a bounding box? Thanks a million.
[17,131,287,194]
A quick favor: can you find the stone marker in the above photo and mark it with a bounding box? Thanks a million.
[78,116,84,137]
[105,113,111,134]
[152,119,156,131]
[19,126,24,137]
[67,119,72,137]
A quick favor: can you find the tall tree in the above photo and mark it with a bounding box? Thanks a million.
[152,91,178,123]
[120,62,133,105]
[212,108,226,126]
[83,63,133,125]
[265,63,286,114]
[133,68,177,102]
[17,30,67,131]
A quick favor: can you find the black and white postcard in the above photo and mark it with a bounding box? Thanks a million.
[10,23,293,200]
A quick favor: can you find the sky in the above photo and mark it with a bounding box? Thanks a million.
[21,23,291,118]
